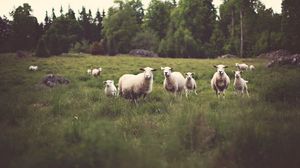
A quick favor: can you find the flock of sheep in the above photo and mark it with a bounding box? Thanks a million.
[29,62,255,103]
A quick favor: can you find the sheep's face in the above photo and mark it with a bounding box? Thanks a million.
[235,63,239,67]
[140,67,156,80]
[234,71,241,78]
[98,68,102,71]
[161,67,173,78]
[104,80,114,87]
[185,72,194,80]
[214,65,228,76]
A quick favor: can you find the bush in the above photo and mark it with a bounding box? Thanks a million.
[35,38,50,57]
[90,41,106,55]
[69,40,90,53]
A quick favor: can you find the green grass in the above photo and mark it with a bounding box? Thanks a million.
[0,53,299,168]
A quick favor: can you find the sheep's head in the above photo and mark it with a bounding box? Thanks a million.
[234,71,242,78]
[140,67,156,80]
[98,68,102,71]
[104,80,114,87]
[235,63,239,67]
[214,65,228,76]
[161,67,173,78]
[185,72,194,80]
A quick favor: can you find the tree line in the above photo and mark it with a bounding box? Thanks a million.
[0,0,299,58]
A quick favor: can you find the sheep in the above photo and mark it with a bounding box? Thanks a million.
[104,80,118,97]
[92,68,102,77]
[211,65,230,98]
[161,67,186,96]
[118,67,156,103]
[249,65,255,71]
[87,69,92,75]
[233,71,249,97]
[235,63,249,71]
[184,72,198,97]
[29,65,38,71]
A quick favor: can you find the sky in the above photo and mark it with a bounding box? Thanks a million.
[0,0,282,23]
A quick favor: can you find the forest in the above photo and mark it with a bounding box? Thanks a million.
[0,0,299,58]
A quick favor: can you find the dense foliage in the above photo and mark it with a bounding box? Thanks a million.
[0,0,299,57]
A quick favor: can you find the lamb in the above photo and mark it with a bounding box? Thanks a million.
[233,71,249,97]
[118,67,156,103]
[29,65,38,71]
[184,72,198,97]
[104,80,118,97]
[92,68,102,77]
[161,67,186,95]
[87,69,92,75]
[211,65,230,98]
[235,63,249,71]
[249,65,255,71]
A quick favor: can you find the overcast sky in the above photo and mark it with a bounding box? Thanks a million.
[0,0,282,23]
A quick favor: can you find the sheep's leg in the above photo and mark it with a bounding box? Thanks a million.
[194,89,198,95]
[185,89,188,98]
[245,88,250,97]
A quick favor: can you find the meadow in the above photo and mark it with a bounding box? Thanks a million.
[0,53,299,168]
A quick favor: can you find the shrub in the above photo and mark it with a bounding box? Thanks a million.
[69,40,90,53]
[90,41,106,55]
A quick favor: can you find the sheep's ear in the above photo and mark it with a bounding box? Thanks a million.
[160,67,164,70]
[213,65,217,68]
[192,72,195,75]
[224,66,228,68]
[170,68,173,71]
[140,68,145,71]
[103,81,107,84]
[152,68,157,71]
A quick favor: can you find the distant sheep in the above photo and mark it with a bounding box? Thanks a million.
[104,80,118,97]
[211,65,230,98]
[118,67,156,103]
[29,65,38,71]
[249,65,255,71]
[184,72,198,97]
[233,71,249,97]
[161,67,185,95]
[92,68,102,76]
[87,69,92,75]
[235,63,249,71]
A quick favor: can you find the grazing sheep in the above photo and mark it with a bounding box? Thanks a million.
[235,63,249,71]
[161,67,186,95]
[29,65,38,71]
[184,72,198,97]
[87,69,92,75]
[104,80,118,97]
[211,65,230,98]
[233,71,249,97]
[92,68,102,77]
[249,65,255,71]
[118,67,156,103]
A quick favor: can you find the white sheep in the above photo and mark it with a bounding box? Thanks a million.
[184,72,198,97]
[29,65,38,71]
[104,80,118,97]
[87,69,92,75]
[233,71,249,97]
[249,65,255,71]
[235,63,249,71]
[118,67,156,103]
[92,68,102,77]
[161,67,186,95]
[211,65,230,98]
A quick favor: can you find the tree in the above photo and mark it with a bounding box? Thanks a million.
[103,1,140,55]
[282,0,300,53]
[144,0,174,39]
[44,11,52,32]
[10,3,41,51]
[0,16,13,52]
[43,16,83,55]
[35,37,50,57]
[95,9,103,40]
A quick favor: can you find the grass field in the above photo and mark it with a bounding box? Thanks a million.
[0,53,299,168]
